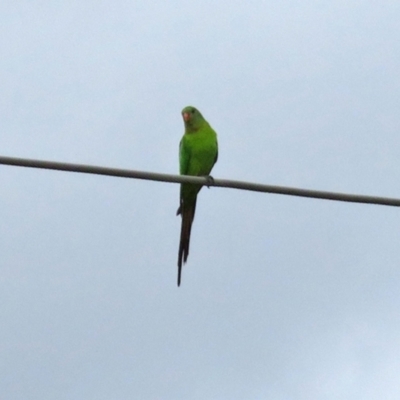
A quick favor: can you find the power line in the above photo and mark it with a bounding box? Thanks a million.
[0,155,399,207]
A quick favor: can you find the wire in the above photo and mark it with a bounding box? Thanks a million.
[0,155,399,207]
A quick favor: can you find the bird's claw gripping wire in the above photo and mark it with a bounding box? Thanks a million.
[205,175,215,188]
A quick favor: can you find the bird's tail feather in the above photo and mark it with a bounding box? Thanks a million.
[177,199,197,286]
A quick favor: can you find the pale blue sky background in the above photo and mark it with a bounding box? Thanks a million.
[1,1,400,399]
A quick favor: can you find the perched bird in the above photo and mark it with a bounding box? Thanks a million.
[177,106,218,286]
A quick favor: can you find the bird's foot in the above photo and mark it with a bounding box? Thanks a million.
[205,175,215,188]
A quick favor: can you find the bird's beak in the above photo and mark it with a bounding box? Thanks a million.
[182,112,191,122]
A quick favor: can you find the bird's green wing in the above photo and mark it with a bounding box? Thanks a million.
[179,138,190,175]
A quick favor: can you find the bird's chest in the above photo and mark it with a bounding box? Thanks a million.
[186,135,216,174]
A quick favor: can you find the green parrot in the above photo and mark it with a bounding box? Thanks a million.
[177,106,218,286]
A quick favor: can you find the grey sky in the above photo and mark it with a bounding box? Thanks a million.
[1,1,400,399]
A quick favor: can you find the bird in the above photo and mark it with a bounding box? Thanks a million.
[177,106,218,286]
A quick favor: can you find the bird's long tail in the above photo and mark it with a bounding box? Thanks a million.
[177,198,197,286]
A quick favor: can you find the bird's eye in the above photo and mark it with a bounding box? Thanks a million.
[191,108,195,113]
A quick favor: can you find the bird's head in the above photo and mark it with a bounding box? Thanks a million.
[181,106,205,132]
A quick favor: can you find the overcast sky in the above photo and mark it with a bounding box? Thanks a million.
[1,1,400,399]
